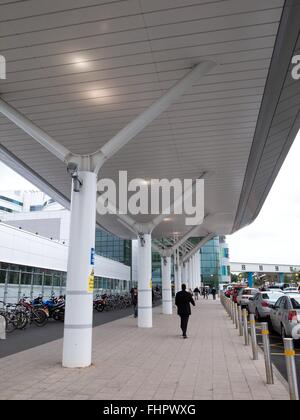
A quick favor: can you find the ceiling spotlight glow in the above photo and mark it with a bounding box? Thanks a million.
[86,89,113,103]
[72,57,89,68]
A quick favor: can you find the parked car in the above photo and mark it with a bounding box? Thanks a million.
[232,285,247,303]
[269,294,300,340]
[283,287,299,294]
[236,288,259,309]
[248,291,284,320]
[268,286,283,291]
[224,285,233,298]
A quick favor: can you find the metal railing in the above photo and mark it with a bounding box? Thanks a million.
[0,267,130,303]
[220,292,299,400]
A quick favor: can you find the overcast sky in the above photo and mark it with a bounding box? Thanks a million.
[0,130,299,265]
[227,129,300,265]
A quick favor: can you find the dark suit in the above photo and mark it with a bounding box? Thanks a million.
[175,290,195,336]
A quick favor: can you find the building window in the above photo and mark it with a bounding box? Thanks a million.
[30,205,44,211]
[0,205,13,213]
[259,265,263,271]
[0,195,23,206]
[275,266,279,271]
[242,264,246,270]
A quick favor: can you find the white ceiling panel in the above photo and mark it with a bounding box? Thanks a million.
[0,0,298,242]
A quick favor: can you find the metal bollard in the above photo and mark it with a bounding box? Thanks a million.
[261,322,274,385]
[232,302,235,324]
[249,314,258,360]
[232,300,235,324]
[234,303,239,329]
[230,297,233,319]
[242,308,249,346]
[0,315,6,340]
[238,305,243,336]
[283,338,299,400]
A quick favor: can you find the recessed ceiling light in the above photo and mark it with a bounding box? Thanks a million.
[86,89,113,103]
[72,56,89,68]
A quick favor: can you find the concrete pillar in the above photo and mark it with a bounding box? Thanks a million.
[137,233,152,328]
[162,256,172,315]
[62,171,97,368]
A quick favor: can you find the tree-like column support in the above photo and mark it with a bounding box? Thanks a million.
[162,256,172,315]
[137,233,152,328]
[62,171,97,368]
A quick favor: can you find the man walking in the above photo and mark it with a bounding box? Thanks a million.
[175,283,195,339]
[193,286,200,300]
[131,287,138,318]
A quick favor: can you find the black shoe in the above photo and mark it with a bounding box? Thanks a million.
[183,335,188,339]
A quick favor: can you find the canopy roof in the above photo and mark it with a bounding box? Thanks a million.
[0,0,299,242]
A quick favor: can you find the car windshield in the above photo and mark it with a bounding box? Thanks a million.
[242,289,258,295]
[242,290,253,295]
[262,292,284,301]
[291,297,300,309]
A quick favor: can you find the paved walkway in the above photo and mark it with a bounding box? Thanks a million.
[0,298,289,400]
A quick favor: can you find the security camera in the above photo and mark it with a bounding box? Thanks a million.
[67,162,83,192]
[67,162,78,177]
[139,233,146,247]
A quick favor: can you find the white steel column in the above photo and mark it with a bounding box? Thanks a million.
[197,251,202,288]
[162,256,172,315]
[195,251,200,288]
[182,262,186,285]
[199,251,202,288]
[178,262,182,292]
[187,259,190,289]
[194,254,198,288]
[189,258,193,290]
[137,234,152,328]
[174,249,181,294]
[187,259,191,290]
[62,171,97,368]
[193,254,198,290]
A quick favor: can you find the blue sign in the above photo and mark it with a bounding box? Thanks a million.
[90,248,95,265]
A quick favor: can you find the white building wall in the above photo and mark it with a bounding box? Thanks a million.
[230,262,300,274]
[1,209,70,243]
[0,223,130,281]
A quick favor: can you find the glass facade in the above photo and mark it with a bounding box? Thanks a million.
[0,195,23,206]
[152,251,162,285]
[0,261,129,304]
[0,205,13,213]
[95,228,131,266]
[200,236,222,288]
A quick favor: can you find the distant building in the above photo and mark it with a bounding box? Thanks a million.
[200,236,230,287]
